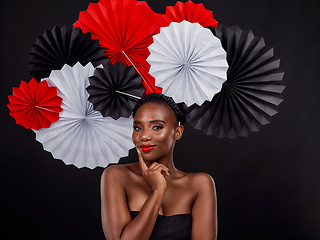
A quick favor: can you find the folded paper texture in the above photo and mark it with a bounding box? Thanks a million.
[147,21,228,107]
[161,0,218,28]
[87,61,145,119]
[7,0,286,170]
[28,25,108,81]
[33,63,134,169]
[74,0,163,94]
[182,24,285,138]
[7,79,63,130]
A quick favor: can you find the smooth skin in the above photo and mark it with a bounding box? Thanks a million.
[100,102,217,240]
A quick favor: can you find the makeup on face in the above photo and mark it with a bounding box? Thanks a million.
[132,102,178,161]
[139,144,156,152]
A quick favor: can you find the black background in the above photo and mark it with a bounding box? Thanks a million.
[1,0,319,239]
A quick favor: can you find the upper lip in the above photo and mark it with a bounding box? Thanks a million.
[139,144,156,148]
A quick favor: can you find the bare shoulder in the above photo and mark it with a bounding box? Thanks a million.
[101,164,127,178]
[101,163,138,186]
[186,172,215,183]
[186,172,216,194]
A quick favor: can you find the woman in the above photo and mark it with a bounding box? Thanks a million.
[100,93,217,240]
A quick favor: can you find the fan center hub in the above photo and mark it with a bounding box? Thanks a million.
[182,61,191,68]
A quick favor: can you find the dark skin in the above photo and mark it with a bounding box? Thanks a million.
[100,102,217,240]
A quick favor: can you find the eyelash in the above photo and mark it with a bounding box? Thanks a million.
[133,126,141,131]
[153,125,163,130]
[133,125,164,131]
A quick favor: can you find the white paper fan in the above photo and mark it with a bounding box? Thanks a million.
[33,62,134,169]
[147,20,228,106]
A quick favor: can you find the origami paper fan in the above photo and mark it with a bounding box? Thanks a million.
[28,25,108,80]
[147,21,228,107]
[33,63,134,169]
[7,78,62,130]
[161,0,218,28]
[87,61,145,119]
[74,0,163,94]
[183,24,285,138]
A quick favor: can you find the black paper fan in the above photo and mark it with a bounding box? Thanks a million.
[183,24,285,139]
[28,25,108,80]
[87,61,146,119]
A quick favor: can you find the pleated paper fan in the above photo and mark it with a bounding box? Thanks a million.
[7,78,63,130]
[87,61,145,119]
[147,21,228,106]
[28,25,108,80]
[33,63,134,169]
[183,24,285,139]
[161,0,218,28]
[74,0,163,94]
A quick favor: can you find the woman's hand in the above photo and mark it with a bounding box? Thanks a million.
[137,148,169,193]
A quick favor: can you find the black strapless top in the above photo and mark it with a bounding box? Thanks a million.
[130,211,192,240]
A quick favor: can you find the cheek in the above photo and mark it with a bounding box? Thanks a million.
[132,131,138,145]
[156,131,167,141]
[156,130,175,145]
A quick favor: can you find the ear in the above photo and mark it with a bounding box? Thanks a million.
[175,125,184,140]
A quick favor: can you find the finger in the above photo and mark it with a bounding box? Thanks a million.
[148,162,168,171]
[161,167,170,176]
[150,164,169,172]
[148,162,160,170]
[161,169,170,176]
[150,164,170,176]
[137,148,148,173]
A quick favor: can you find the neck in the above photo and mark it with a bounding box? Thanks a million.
[145,152,179,176]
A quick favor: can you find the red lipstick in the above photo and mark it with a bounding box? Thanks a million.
[139,145,156,152]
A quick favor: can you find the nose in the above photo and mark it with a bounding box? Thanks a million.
[140,129,152,142]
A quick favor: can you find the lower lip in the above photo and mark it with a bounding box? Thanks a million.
[140,146,155,152]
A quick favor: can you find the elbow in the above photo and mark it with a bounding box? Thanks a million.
[103,232,121,240]
[103,226,130,240]
[101,221,121,240]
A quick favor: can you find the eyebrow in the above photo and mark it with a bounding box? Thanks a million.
[133,120,166,124]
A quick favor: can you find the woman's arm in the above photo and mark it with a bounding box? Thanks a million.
[191,172,217,240]
[101,150,169,240]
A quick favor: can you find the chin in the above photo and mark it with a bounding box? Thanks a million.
[140,153,159,162]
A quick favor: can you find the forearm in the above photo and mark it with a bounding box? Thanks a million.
[120,190,165,240]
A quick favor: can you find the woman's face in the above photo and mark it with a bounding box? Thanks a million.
[132,102,183,162]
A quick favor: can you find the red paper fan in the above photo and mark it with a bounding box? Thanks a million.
[7,79,63,130]
[161,0,218,28]
[74,0,163,94]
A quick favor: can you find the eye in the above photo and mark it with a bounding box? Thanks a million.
[152,125,164,131]
[133,126,142,131]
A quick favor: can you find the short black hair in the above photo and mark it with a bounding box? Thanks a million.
[132,93,186,125]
